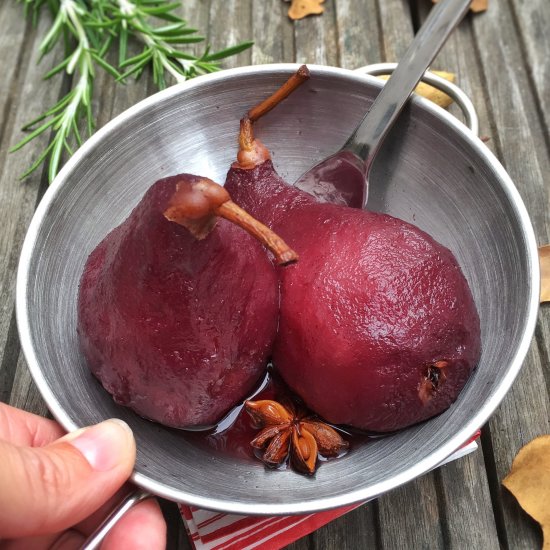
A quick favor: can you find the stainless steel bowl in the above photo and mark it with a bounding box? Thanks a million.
[16,64,539,515]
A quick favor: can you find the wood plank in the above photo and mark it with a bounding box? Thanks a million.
[377,0,414,61]
[290,3,381,547]
[0,3,29,147]
[3,3,157,417]
[309,503,379,549]
[414,3,494,138]
[485,346,549,550]
[0,2,32,354]
[209,0,253,69]
[396,5,503,548]
[436,450,500,548]
[508,0,550,135]
[354,2,452,549]
[470,3,550,242]
[251,0,295,64]
[465,0,550,545]
[421,1,550,547]
[516,0,550,496]
[293,0,339,66]
[0,312,19,404]
[536,314,550,409]
[8,352,48,416]
[333,0,383,70]
[181,0,210,55]
[377,475,446,549]
[0,7,67,399]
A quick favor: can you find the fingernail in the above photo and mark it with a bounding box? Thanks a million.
[67,419,134,471]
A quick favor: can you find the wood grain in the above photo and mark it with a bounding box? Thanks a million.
[509,0,550,137]
[251,0,295,64]
[294,0,338,66]
[333,0,382,69]
[209,0,253,68]
[436,451,500,548]
[0,6,66,404]
[377,0,414,61]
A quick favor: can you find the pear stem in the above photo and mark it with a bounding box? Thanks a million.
[235,66,310,169]
[164,176,298,266]
[216,201,298,265]
[247,65,310,122]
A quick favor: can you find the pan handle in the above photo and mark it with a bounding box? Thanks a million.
[355,62,479,136]
[80,487,151,550]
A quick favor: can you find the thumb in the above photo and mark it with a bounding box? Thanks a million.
[0,418,136,538]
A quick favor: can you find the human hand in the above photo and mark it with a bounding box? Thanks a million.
[0,402,166,549]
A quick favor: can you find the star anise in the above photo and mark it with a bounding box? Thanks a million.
[244,398,349,475]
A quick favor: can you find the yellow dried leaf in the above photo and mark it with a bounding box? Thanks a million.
[502,435,550,549]
[288,0,325,20]
[432,0,488,13]
[378,71,456,108]
[470,0,488,13]
[539,245,550,303]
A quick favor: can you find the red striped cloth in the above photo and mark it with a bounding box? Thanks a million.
[180,432,480,550]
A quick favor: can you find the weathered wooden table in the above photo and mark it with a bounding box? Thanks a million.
[1,0,549,548]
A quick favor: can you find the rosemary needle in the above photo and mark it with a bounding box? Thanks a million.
[12,0,253,182]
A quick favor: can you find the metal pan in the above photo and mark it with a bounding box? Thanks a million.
[16,65,539,527]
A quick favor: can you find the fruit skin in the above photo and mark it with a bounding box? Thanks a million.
[225,161,481,433]
[77,174,278,429]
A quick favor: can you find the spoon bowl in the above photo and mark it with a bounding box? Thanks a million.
[295,0,472,207]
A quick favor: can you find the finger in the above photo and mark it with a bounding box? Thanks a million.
[0,419,135,538]
[73,485,132,535]
[0,403,65,447]
[0,487,139,549]
[102,498,167,550]
[1,499,167,550]
[0,529,84,550]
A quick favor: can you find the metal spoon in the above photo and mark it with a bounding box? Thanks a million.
[295,0,473,209]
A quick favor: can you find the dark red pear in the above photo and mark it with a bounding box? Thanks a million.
[77,175,296,429]
[224,69,481,433]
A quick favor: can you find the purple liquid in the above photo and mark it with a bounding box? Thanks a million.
[182,368,370,466]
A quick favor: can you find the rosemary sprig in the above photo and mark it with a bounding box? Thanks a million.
[12,0,253,182]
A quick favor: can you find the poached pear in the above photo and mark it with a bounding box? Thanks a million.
[78,174,296,429]
[224,68,481,432]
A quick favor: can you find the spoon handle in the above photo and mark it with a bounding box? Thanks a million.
[345,0,471,171]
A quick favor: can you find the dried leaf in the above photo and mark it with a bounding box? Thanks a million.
[378,71,456,108]
[539,245,550,303]
[469,0,488,13]
[432,0,488,13]
[502,435,550,549]
[288,0,325,20]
